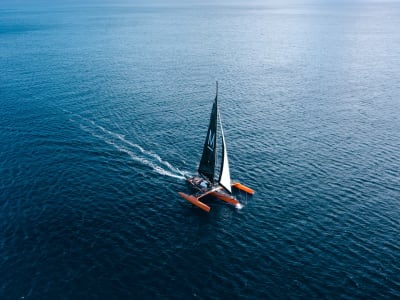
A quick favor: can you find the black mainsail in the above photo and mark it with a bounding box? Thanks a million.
[198,84,218,183]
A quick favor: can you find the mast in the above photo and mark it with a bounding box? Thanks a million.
[198,82,219,183]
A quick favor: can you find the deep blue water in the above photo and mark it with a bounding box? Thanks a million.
[1,1,400,299]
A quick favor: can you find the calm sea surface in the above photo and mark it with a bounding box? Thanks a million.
[1,1,400,299]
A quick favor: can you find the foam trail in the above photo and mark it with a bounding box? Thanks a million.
[93,122,186,176]
[66,109,187,179]
[235,203,244,210]
[63,109,186,177]
[79,123,186,180]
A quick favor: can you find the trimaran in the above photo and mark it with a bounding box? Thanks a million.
[179,82,254,212]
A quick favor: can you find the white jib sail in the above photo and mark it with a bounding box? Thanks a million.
[218,111,232,193]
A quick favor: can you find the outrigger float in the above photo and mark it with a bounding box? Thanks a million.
[179,82,254,212]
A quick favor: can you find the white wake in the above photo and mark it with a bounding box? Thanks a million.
[65,110,187,180]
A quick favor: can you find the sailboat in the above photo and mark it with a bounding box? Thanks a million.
[179,82,254,212]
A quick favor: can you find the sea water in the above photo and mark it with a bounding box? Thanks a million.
[1,1,400,298]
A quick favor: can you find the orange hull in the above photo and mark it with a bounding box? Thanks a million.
[178,192,211,212]
[232,182,255,195]
[209,191,239,205]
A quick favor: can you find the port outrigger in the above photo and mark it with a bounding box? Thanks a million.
[179,82,254,212]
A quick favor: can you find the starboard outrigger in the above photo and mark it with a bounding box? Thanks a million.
[179,82,254,212]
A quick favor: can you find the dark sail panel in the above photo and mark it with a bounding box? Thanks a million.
[198,94,218,183]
